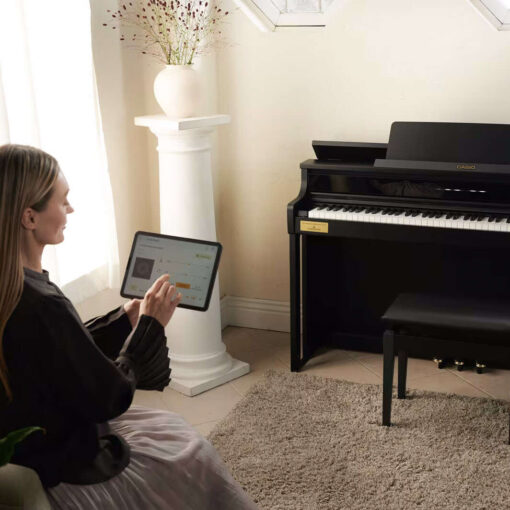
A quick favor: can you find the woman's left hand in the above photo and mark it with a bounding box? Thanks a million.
[123,299,142,328]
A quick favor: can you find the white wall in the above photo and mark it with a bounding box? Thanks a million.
[216,0,510,302]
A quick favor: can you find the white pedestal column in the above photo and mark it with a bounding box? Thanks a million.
[135,114,250,396]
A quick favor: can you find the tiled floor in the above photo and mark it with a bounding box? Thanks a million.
[133,326,510,436]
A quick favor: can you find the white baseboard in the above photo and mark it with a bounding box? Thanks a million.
[220,296,290,332]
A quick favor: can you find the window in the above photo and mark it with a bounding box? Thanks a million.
[0,0,121,303]
[234,0,344,30]
[470,0,510,30]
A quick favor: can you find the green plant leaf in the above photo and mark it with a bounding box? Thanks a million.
[0,426,45,467]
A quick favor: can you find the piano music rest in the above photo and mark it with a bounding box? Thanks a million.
[380,293,510,443]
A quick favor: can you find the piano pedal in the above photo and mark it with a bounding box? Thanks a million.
[475,361,486,374]
[433,357,446,369]
[454,359,465,371]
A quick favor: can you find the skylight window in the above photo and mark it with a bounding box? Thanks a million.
[233,0,343,30]
[471,0,510,30]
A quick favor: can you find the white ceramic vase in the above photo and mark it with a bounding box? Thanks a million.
[153,64,201,119]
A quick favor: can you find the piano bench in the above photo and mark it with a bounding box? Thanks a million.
[380,293,510,443]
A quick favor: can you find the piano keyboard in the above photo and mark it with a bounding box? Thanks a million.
[308,205,510,232]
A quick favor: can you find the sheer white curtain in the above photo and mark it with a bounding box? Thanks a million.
[0,0,120,304]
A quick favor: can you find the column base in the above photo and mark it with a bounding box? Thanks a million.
[169,358,250,396]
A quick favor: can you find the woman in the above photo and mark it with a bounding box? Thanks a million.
[0,144,257,509]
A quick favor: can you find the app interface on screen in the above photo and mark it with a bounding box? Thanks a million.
[125,235,218,307]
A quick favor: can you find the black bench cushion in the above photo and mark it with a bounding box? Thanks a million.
[382,293,510,337]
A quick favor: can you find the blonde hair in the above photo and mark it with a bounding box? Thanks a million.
[0,144,60,401]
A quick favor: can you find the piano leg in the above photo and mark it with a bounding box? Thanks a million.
[397,349,407,399]
[382,329,395,426]
[290,234,301,372]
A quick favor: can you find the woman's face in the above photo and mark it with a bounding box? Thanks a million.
[27,172,74,246]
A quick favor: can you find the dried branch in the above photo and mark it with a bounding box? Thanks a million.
[103,0,232,65]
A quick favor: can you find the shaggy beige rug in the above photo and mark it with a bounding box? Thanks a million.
[208,369,510,510]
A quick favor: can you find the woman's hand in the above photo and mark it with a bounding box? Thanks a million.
[139,274,182,328]
[123,299,142,328]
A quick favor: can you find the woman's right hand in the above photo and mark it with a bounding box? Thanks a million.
[140,274,182,328]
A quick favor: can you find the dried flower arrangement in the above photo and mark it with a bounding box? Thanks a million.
[104,0,230,65]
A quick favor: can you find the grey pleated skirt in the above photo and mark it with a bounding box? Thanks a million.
[45,406,258,509]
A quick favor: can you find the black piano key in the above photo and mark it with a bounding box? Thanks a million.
[488,216,496,222]
[411,211,420,217]
[495,217,504,223]
[404,210,412,216]
[445,213,453,219]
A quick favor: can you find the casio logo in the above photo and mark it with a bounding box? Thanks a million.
[457,164,476,170]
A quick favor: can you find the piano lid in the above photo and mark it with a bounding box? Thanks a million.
[385,121,510,165]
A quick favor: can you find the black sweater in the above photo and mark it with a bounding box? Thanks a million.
[0,267,170,488]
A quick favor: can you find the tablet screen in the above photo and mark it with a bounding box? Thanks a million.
[121,231,222,311]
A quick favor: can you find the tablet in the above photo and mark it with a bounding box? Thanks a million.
[121,231,222,312]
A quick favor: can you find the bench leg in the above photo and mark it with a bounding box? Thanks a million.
[383,330,395,426]
[398,350,407,399]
